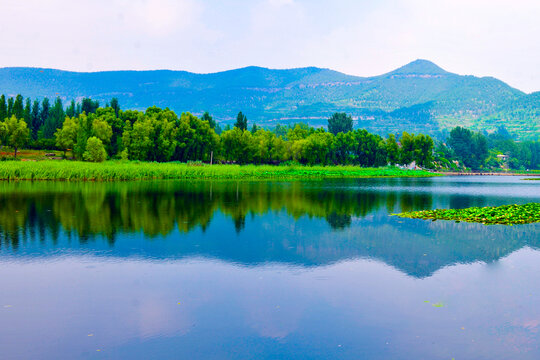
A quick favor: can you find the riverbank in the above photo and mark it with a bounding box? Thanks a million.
[439,172,540,176]
[0,161,438,181]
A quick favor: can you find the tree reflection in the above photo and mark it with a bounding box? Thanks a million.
[0,180,419,247]
[0,180,538,278]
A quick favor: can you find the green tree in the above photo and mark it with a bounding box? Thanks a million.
[142,106,179,162]
[122,117,154,161]
[0,95,7,121]
[23,98,32,135]
[91,117,113,145]
[83,136,107,162]
[7,97,14,117]
[96,107,124,156]
[201,111,216,129]
[188,113,218,161]
[386,134,400,165]
[30,100,41,140]
[81,98,99,114]
[74,113,92,160]
[174,112,218,162]
[55,117,79,157]
[287,123,312,141]
[413,134,434,168]
[12,95,24,119]
[351,129,386,167]
[66,100,77,118]
[334,131,356,164]
[214,123,223,135]
[252,129,280,164]
[303,130,335,165]
[472,133,488,169]
[328,112,353,135]
[110,98,120,118]
[234,111,248,131]
[0,121,7,147]
[274,124,288,138]
[221,128,256,164]
[42,97,65,139]
[4,115,29,158]
[448,127,488,169]
[39,97,50,139]
[399,132,415,165]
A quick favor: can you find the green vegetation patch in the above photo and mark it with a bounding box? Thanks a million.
[0,161,437,181]
[393,203,540,225]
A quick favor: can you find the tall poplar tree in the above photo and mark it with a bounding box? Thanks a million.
[110,98,120,118]
[81,98,99,114]
[31,100,41,140]
[12,95,24,119]
[39,97,50,139]
[66,99,77,118]
[0,95,7,121]
[234,111,248,131]
[42,97,65,138]
[23,98,32,135]
[7,97,14,117]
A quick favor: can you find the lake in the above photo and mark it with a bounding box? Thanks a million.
[0,176,539,359]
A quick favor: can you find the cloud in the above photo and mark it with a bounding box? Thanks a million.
[128,0,202,36]
[0,0,538,91]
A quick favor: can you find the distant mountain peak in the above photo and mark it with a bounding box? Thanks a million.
[389,59,449,76]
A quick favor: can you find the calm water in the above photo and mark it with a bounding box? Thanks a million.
[0,176,539,359]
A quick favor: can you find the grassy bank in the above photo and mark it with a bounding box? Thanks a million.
[0,161,437,181]
[393,203,540,225]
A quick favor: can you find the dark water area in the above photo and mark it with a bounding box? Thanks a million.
[0,176,539,359]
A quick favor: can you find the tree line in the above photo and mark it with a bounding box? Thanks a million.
[0,94,537,169]
[0,181,432,245]
[0,95,434,166]
[436,126,539,171]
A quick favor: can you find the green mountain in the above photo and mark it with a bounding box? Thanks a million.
[0,59,536,138]
[474,92,540,140]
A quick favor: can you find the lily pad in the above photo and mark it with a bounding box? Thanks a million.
[392,203,540,225]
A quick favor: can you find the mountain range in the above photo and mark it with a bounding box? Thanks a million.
[0,59,538,139]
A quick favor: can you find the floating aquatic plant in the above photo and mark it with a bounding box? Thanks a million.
[393,203,540,225]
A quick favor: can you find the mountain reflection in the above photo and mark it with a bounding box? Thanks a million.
[0,179,538,278]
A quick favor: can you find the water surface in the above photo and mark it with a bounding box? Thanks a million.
[0,176,539,359]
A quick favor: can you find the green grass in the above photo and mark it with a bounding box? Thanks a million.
[393,203,540,225]
[0,160,437,181]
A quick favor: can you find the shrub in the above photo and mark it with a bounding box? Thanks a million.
[83,137,107,163]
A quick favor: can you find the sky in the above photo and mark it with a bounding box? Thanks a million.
[1,0,539,92]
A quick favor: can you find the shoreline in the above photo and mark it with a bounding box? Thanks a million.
[1,160,538,181]
[438,172,540,176]
[0,161,438,181]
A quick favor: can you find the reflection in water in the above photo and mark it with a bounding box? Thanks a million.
[0,180,432,244]
[0,178,538,278]
[1,177,540,360]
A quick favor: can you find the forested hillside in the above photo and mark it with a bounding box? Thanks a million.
[474,92,540,140]
[0,59,536,139]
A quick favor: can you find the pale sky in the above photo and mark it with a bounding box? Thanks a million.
[1,0,539,92]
